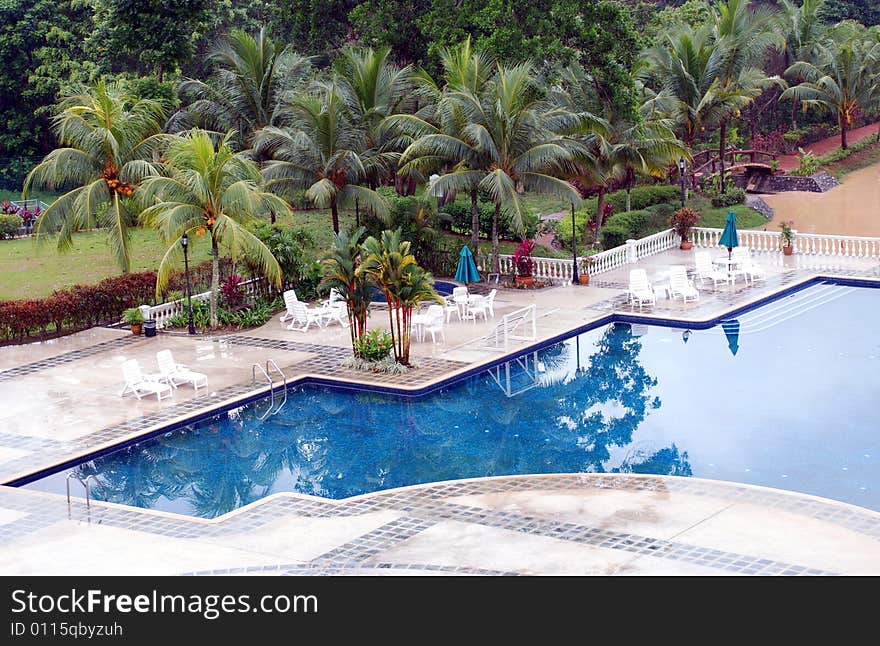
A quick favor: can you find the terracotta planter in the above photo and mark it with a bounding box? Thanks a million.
[515,276,535,287]
[782,245,793,256]
[130,324,142,336]
[579,274,590,285]
[680,240,693,250]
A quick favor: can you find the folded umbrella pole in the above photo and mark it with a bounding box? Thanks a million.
[454,246,481,285]
[718,210,739,259]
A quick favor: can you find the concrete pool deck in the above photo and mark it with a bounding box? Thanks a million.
[0,248,879,575]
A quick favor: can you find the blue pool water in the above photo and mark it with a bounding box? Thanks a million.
[24,282,880,518]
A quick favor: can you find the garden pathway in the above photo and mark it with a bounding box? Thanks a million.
[777,121,880,171]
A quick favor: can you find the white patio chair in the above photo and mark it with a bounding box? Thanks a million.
[285,301,325,332]
[732,247,767,284]
[694,251,732,289]
[279,290,300,322]
[484,289,498,318]
[156,349,208,391]
[465,295,490,323]
[446,286,469,322]
[627,269,656,310]
[422,304,446,344]
[669,265,700,303]
[120,359,172,401]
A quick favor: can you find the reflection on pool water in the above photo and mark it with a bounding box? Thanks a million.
[24,282,880,518]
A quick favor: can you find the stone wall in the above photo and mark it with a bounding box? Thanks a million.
[732,171,840,193]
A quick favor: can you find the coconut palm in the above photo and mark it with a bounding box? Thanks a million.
[781,30,880,150]
[709,0,783,191]
[320,227,372,356]
[255,81,390,234]
[334,46,416,191]
[139,129,288,327]
[360,228,442,366]
[389,37,497,254]
[23,81,168,273]
[170,28,312,151]
[403,63,584,272]
[777,0,827,129]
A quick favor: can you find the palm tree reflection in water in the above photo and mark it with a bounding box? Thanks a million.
[80,323,690,517]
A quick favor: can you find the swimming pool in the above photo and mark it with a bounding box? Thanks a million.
[23,281,880,518]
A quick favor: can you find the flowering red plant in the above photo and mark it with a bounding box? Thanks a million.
[220,274,246,310]
[513,239,536,277]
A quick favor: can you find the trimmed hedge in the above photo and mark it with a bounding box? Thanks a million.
[556,185,680,246]
[438,199,538,240]
[0,272,159,341]
[600,209,651,248]
[0,213,23,239]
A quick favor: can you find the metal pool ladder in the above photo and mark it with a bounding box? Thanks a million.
[252,359,288,420]
[65,473,109,508]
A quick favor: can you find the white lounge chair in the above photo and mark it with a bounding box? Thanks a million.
[627,269,656,310]
[279,290,300,322]
[285,301,325,332]
[694,251,731,289]
[319,288,349,328]
[669,266,700,302]
[120,359,172,401]
[156,349,208,391]
[732,247,767,284]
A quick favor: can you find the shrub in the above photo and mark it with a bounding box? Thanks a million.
[437,199,538,240]
[602,209,651,243]
[220,274,246,310]
[600,221,631,249]
[0,213,23,239]
[555,208,591,247]
[710,187,746,207]
[353,328,393,361]
[790,147,821,176]
[607,185,680,213]
[512,239,536,277]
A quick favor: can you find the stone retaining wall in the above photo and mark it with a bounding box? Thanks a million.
[732,171,839,193]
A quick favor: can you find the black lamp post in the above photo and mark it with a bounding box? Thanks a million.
[678,157,687,208]
[570,203,579,285]
[181,233,195,335]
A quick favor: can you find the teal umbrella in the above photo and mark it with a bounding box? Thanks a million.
[454,245,481,284]
[718,210,739,259]
[721,319,740,356]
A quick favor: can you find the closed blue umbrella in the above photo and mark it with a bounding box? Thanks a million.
[454,245,481,284]
[718,210,739,259]
[721,319,740,356]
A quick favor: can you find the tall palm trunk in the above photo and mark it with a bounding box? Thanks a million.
[330,195,340,233]
[594,187,607,247]
[210,234,220,328]
[719,120,727,194]
[491,202,500,274]
[839,113,848,150]
[470,186,480,256]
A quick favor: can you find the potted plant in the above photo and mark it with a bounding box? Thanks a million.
[578,256,595,285]
[123,307,145,335]
[513,239,536,287]
[779,220,795,255]
[669,207,701,250]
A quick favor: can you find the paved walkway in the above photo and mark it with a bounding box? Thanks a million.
[0,249,878,575]
[778,122,879,170]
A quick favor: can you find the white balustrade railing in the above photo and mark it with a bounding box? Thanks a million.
[633,229,678,260]
[692,227,880,259]
[491,224,880,286]
[139,278,261,329]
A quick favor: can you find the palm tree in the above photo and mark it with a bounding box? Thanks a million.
[777,0,827,129]
[334,46,416,191]
[390,37,496,254]
[255,81,390,234]
[404,63,583,272]
[170,28,312,151]
[139,130,288,327]
[23,81,168,273]
[709,0,783,191]
[780,30,880,150]
[360,228,442,366]
[320,227,372,357]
